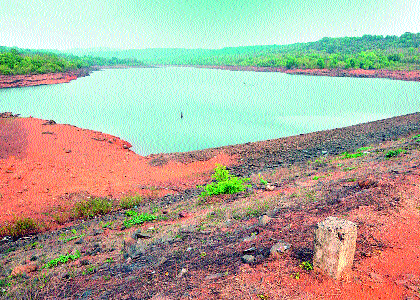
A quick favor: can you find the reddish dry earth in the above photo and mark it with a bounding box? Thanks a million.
[0,69,91,89]
[0,113,419,299]
[194,65,420,82]
[0,117,236,224]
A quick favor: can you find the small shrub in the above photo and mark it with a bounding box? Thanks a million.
[44,250,81,269]
[0,217,38,238]
[119,195,143,209]
[412,134,420,142]
[73,197,112,219]
[123,211,157,228]
[299,261,313,271]
[385,148,403,158]
[258,174,268,186]
[200,164,250,197]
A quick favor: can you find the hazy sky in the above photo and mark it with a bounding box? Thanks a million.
[1,0,419,50]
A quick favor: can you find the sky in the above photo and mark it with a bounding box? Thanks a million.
[1,0,419,50]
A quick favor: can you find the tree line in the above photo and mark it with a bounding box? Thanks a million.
[0,47,145,75]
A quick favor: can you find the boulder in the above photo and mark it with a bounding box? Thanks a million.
[270,239,291,257]
[313,216,357,279]
[258,214,271,226]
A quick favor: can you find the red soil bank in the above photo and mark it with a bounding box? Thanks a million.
[0,68,92,89]
[0,117,236,224]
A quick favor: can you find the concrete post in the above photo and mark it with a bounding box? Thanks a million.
[313,216,357,279]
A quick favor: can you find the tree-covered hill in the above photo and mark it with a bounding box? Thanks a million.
[70,32,420,70]
[0,47,145,75]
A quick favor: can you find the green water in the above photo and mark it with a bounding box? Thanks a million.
[1,67,419,155]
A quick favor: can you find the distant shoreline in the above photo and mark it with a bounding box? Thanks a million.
[190,65,420,82]
[2,65,420,89]
[0,68,93,89]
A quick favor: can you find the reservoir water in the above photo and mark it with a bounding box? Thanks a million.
[1,67,419,155]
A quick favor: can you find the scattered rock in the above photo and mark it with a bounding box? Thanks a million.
[93,229,104,236]
[122,144,130,149]
[241,255,255,264]
[11,264,37,276]
[270,239,291,257]
[243,232,257,242]
[65,149,72,153]
[80,259,90,266]
[123,237,146,259]
[179,211,189,218]
[177,268,188,278]
[0,112,19,118]
[243,247,256,254]
[179,225,196,233]
[358,178,377,189]
[132,230,152,239]
[265,184,275,191]
[205,272,227,280]
[74,238,84,244]
[42,120,56,125]
[258,214,271,226]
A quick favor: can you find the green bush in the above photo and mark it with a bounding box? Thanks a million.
[123,211,157,228]
[385,148,403,158]
[44,250,81,269]
[200,165,250,197]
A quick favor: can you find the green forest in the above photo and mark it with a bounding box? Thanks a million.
[0,47,144,75]
[83,32,419,70]
[1,32,420,75]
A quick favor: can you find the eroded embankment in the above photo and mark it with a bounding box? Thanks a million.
[0,68,92,89]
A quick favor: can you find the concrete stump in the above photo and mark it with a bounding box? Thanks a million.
[313,216,357,279]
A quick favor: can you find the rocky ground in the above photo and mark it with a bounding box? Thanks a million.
[0,113,419,299]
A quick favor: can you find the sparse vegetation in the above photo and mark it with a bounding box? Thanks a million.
[73,197,113,219]
[119,195,143,209]
[123,210,157,228]
[0,217,39,238]
[258,174,268,185]
[385,148,404,158]
[299,261,314,271]
[43,250,81,269]
[199,164,250,197]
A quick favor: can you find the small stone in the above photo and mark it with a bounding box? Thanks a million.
[369,272,384,283]
[241,255,255,264]
[265,184,275,191]
[270,239,291,257]
[358,178,377,189]
[74,238,84,244]
[258,215,271,226]
[177,268,188,278]
[93,229,104,236]
[179,211,189,218]
[205,272,226,280]
[243,232,257,242]
[243,247,256,254]
[80,259,90,266]
[65,149,72,153]
[132,230,152,239]
[123,144,130,149]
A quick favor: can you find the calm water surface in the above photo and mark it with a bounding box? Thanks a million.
[1,67,419,155]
